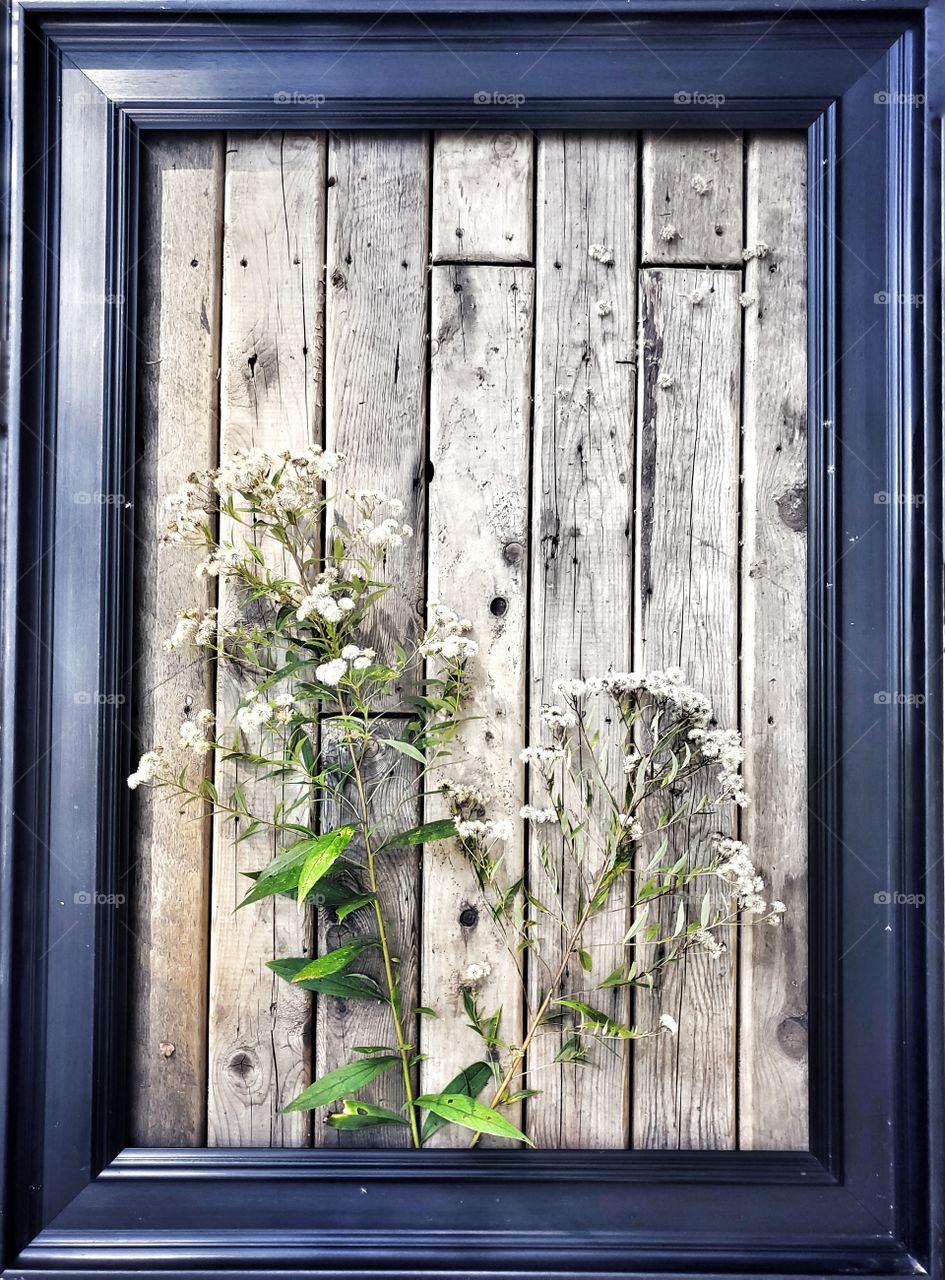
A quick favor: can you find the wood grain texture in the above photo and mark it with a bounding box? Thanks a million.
[128,136,224,1146]
[641,132,744,266]
[422,264,534,1145]
[207,132,326,1147]
[325,133,429,696]
[315,724,420,1147]
[526,132,637,1148]
[632,268,741,1150]
[739,134,809,1151]
[432,131,534,263]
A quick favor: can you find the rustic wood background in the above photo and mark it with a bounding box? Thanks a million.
[128,129,808,1151]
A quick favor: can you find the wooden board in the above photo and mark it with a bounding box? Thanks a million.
[641,132,744,266]
[739,134,809,1150]
[324,133,430,694]
[432,131,534,263]
[633,267,741,1149]
[526,132,637,1148]
[128,137,224,1146]
[315,724,420,1147]
[422,264,534,1144]
[207,132,326,1147]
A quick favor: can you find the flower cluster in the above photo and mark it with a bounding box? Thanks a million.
[179,709,215,755]
[315,645,376,688]
[296,569,355,625]
[163,607,217,652]
[420,604,478,661]
[713,836,785,920]
[235,691,298,737]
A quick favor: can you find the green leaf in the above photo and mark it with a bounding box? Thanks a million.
[414,1006,438,1018]
[267,959,385,1002]
[578,948,593,973]
[415,1090,532,1146]
[237,841,315,908]
[327,1100,409,1131]
[282,1056,400,1113]
[290,938,378,982]
[335,893,377,923]
[555,998,640,1040]
[297,826,357,905]
[380,818,457,851]
[420,1061,492,1142]
[378,737,427,764]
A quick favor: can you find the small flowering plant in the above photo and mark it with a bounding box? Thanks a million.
[130,444,785,1149]
[440,669,785,1136]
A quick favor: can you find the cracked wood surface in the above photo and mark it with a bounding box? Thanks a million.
[432,131,534,263]
[207,132,326,1147]
[633,267,741,1150]
[642,132,744,266]
[130,135,224,1146]
[739,134,809,1150]
[422,264,534,1145]
[526,132,637,1148]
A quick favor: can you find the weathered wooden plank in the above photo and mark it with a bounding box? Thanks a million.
[324,133,429,697]
[641,132,743,266]
[526,132,637,1148]
[739,134,809,1151]
[128,136,224,1147]
[316,723,420,1147]
[207,132,326,1147]
[633,268,741,1149]
[432,131,534,263]
[422,264,534,1145]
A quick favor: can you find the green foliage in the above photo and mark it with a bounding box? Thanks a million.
[415,1091,532,1145]
[282,1056,401,1114]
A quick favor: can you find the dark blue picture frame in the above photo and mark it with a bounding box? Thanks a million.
[0,2,941,1276]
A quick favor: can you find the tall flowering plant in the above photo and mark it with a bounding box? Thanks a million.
[130,445,785,1148]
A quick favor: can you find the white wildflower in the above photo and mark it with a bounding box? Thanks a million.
[178,718,212,756]
[617,815,644,839]
[315,658,348,687]
[742,242,769,261]
[163,611,199,652]
[539,703,579,730]
[694,927,726,959]
[520,744,566,768]
[236,695,273,736]
[714,836,767,914]
[739,291,757,309]
[656,371,675,391]
[520,804,558,824]
[551,677,587,700]
[690,174,712,195]
[127,748,168,790]
[659,1013,678,1035]
[658,223,679,243]
[462,961,492,985]
[596,300,613,317]
[194,608,217,646]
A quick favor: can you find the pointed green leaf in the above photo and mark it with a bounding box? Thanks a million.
[415,1091,532,1145]
[335,893,377,923]
[378,737,427,764]
[290,938,378,982]
[297,826,357,905]
[282,1056,400,1114]
[326,1100,409,1131]
[420,1061,492,1142]
[267,959,385,1001]
[380,818,457,851]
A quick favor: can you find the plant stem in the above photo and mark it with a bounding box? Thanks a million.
[342,716,422,1150]
[469,887,601,1148]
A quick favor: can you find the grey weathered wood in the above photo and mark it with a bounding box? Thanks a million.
[526,132,637,1148]
[739,134,809,1151]
[325,133,429,697]
[207,132,326,1147]
[633,267,741,1149]
[422,264,534,1145]
[316,723,420,1147]
[641,132,744,265]
[128,135,224,1147]
[432,131,534,263]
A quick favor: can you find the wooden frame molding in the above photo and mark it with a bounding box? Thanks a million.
[0,3,941,1276]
